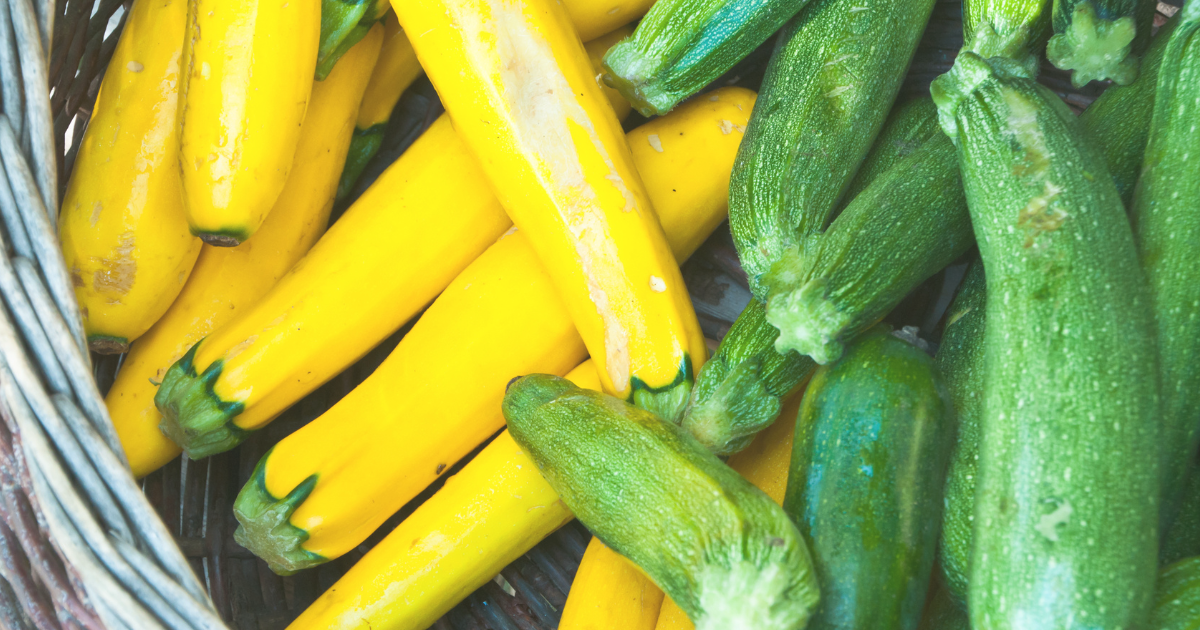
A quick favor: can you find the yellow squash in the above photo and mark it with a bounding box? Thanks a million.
[564,0,655,41]
[395,0,706,422]
[558,538,664,630]
[154,23,641,460]
[234,89,756,574]
[288,343,792,630]
[58,0,200,355]
[176,0,320,245]
[651,393,800,630]
[109,26,385,478]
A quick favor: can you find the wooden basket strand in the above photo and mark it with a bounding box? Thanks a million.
[0,0,227,626]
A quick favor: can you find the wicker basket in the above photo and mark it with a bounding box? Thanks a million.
[0,0,1177,628]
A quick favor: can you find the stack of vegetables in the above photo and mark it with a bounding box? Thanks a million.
[57,0,1200,625]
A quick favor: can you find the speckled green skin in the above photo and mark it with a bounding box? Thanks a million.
[961,0,1052,70]
[1132,0,1200,533]
[504,375,820,630]
[1078,18,1175,206]
[154,341,248,459]
[1045,0,1154,87]
[934,261,986,606]
[933,54,1160,629]
[231,451,324,575]
[727,0,935,301]
[918,582,971,630]
[600,0,813,117]
[766,102,972,365]
[335,125,385,201]
[1148,557,1200,630]
[783,326,954,630]
[1162,464,1200,567]
[681,98,946,457]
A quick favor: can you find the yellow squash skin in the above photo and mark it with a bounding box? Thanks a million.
[395,0,706,421]
[563,0,655,41]
[288,344,791,630]
[354,15,420,132]
[58,0,200,355]
[155,24,640,459]
[558,538,665,630]
[235,89,756,574]
[287,362,601,630]
[176,0,320,245]
[652,392,801,630]
[108,27,384,478]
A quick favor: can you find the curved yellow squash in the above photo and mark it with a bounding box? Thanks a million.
[232,89,755,575]
[355,15,420,133]
[559,538,664,630]
[154,23,640,460]
[288,336,792,630]
[58,0,200,355]
[109,26,384,478]
[176,0,320,245]
[652,393,801,630]
[396,0,706,421]
[564,0,655,41]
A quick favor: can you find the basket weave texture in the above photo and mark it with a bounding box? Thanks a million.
[0,0,1178,628]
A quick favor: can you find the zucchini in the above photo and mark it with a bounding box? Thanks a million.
[766,101,972,364]
[316,0,389,80]
[1148,557,1200,630]
[1162,463,1200,567]
[1045,0,1155,87]
[932,52,1160,628]
[961,0,1051,70]
[504,374,820,630]
[1078,17,1176,206]
[600,0,813,116]
[683,97,954,456]
[729,0,934,300]
[934,260,986,605]
[783,325,954,630]
[1131,0,1200,529]
[918,582,970,630]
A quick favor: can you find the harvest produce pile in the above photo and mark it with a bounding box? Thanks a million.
[56,0,1200,626]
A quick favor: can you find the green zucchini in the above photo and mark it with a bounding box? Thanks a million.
[1045,0,1155,87]
[934,260,986,606]
[765,102,972,364]
[1131,0,1200,530]
[600,0,814,116]
[728,0,935,301]
[336,125,386,201]
[918,581,970,630]
[1148,557,1200,630]
[1162,463,1200,567]
[783,325,954,630]
[317,0,388,80]
[932,52,1160,628]
[503,374,820,630]
[682,98,951,456]
[1078,17,1176,206]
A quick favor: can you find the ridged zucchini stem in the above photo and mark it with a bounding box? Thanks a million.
[232,453,325,575]
[600,0,812,116]
[153,341,247,459]
[317,0,387,80]
[1045,0,1154,87]
[1131,0,1200,531]
[961,0,1052,70]
[933,51,1160,628]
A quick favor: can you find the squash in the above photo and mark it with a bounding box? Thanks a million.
[58,0,200,354]
[176,0,320,245]
[395,0,705,422]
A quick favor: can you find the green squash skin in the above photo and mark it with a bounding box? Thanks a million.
[601,0,814,117]
[1131,0,1200,533]
[681,98,944,457]
[765,106,973,365]
[504,375,820,630]
[1162,464,1200,567]
[1045,0,1155,87]
[1148,557,1200,630]
[335,124,386,202]
[727,0,935,300]
[1078,17,1175,207]
[316,0,371,80]
[918,581,971,630]
[933,54,1161,629]
[961,0,1053,68]
[934,261,987,606]
[783,325,955,630]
